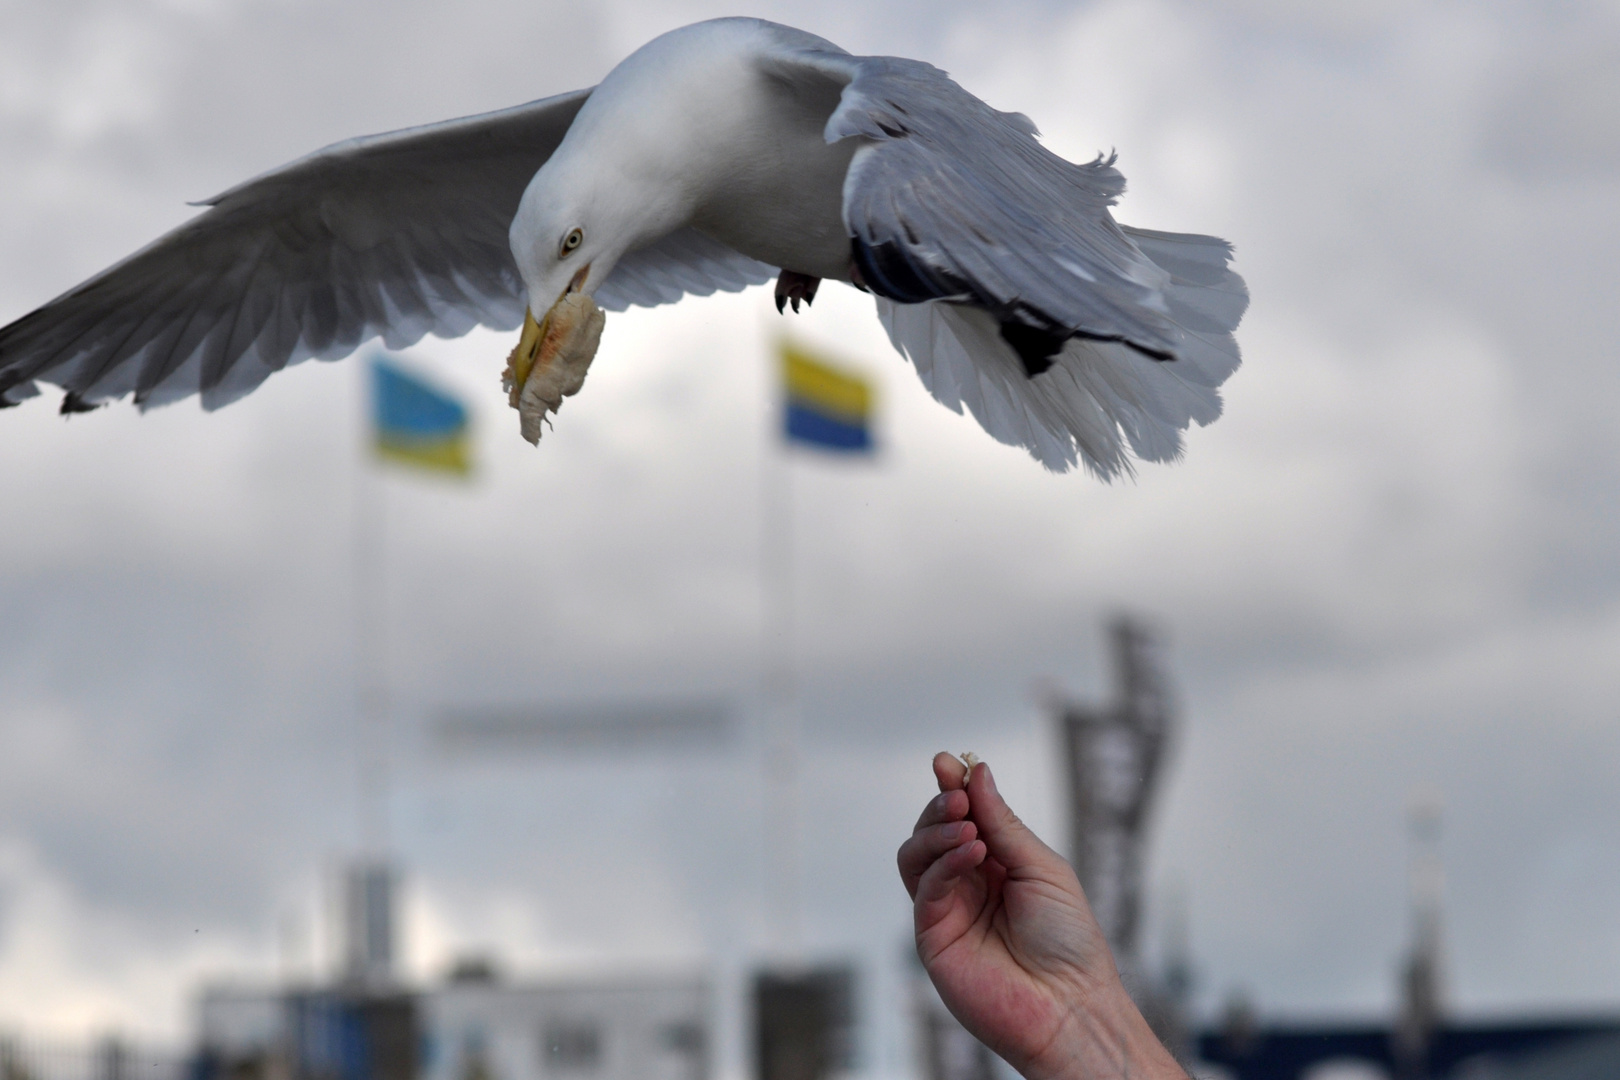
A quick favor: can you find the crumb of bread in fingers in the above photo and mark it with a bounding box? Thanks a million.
[958,751,981,780]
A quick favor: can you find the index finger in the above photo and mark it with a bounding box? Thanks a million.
[913,788,970,832]
[933,751,968,793]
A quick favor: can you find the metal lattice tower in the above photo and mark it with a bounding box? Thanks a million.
[1055,617,1175,976]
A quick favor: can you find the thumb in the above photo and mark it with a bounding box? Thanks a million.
[966,761,1066,877]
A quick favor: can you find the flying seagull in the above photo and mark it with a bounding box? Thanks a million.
[0,17,1246,477]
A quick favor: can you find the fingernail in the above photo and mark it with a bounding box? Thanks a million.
[982,764,997,795]
[942,822,964,841]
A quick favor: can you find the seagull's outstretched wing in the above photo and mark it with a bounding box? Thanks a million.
[0,89,591,411]
[764,46,1248,476]
[0,87,773,414]
[595,228,775,313]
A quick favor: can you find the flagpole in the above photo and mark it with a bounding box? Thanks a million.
[762,342,802,960]
[353,355,473,866]
[760,337,875,962]
[355,362,391,859]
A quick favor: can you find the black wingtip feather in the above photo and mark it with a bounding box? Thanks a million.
[60,392,101,415]
[999,322,1064,377]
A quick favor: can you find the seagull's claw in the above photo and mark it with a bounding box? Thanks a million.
[774,270,821,315]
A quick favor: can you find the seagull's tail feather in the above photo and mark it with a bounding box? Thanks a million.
[874,227,1247,478]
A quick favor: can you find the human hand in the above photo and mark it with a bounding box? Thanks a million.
[897,753,1185,1080]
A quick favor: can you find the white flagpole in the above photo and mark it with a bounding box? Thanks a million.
[761,341,802,960]
[354,361,391,860]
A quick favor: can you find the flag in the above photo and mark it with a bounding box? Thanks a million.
[781,341,875,454]
[371,356,472,476]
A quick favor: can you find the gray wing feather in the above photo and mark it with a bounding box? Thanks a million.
[1120,226,1247,389]
[797,51,1183,357]
[873,228,1248,477]
[770,45,1247,477]
[0,88,596,411]
[595,229,775,313]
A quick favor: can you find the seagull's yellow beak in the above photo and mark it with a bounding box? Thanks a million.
[504,264,592,410]
[506,306,548,408]
[502,264,604,445]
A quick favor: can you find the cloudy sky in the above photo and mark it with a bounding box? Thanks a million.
[2,0,1619,1070]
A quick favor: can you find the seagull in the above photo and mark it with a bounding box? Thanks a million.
[0,17,1247,477]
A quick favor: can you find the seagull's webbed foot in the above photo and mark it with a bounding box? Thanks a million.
[774,270,821,314]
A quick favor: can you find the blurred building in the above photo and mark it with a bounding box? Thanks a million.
[423,967,708,1080]
[0,1035,184,1080]
[751,966,855,1080]
[1195,797,1620,1080]
[1197,1016,1620,1080]
[195,968,707,1080]
[193,861,709,1080]
[1452,1033,1620,1080]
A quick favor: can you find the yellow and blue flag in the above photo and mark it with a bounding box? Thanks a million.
[781,341,875,454]
[371,356,472,476]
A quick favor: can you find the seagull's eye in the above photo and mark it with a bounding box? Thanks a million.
[559,228,584,257]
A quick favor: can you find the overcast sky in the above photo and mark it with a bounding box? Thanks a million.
[2,0,1619,1069]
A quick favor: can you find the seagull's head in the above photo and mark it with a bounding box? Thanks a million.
[502,132,693,442]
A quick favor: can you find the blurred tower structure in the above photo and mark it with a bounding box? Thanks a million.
[1394,789,1446,1079]
[341,858,397,989]
[1053,617,1175,985]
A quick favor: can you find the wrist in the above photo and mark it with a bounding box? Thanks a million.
[1021,977,1186,1080]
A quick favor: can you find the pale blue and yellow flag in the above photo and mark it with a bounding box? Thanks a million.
[781,341,875,454]
[371,356,471,476]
